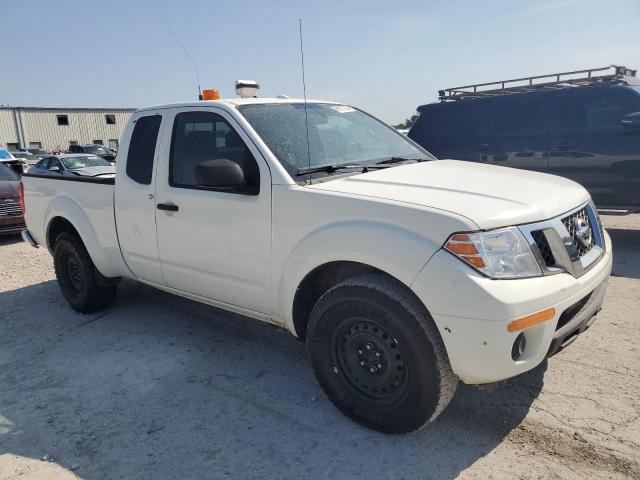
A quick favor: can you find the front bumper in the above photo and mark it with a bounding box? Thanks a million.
[412,230,612,384]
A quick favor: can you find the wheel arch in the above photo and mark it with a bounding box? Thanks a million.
[291,261,420,341]
[276,220,443,339]
[44,196,125,278]
[47,216,81,251]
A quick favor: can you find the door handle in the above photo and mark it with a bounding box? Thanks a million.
[157,203,179,212]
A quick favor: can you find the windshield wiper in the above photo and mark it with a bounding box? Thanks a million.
[296,162,373,176]
[376,156,427,165]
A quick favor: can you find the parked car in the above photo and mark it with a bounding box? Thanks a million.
[409,65,640,211]
[30,154,116,178]
[0,163,25,235]
[68,144,116,162]
[0,148,27,174]
[16,148,50,164]
[20,92,612,434]
[9,151,37,171]
[19,147,49,156]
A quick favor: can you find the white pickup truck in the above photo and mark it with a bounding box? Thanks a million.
[20,96,612,433]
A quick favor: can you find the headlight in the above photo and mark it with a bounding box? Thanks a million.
[444,227,542,279]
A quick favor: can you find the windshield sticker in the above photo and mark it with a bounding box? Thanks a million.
[330,105,356,113]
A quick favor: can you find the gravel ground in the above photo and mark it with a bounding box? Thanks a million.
[0,215,639,480]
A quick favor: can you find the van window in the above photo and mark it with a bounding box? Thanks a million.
[548,87,636,134]
[478,95,547,136]
[584,90,633,130]
[126,115,161,185]
[419,102,477,140]
[169,111,259,193]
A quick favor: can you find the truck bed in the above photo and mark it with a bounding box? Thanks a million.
[21,174,128,278]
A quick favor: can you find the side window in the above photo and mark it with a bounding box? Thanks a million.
[478,95,547,137]
[37,158,50,169]
[170,111,259,193]
[50,159,62,171]
[584,90,635,131]
[126,115,161,185]
[548,91,589,135]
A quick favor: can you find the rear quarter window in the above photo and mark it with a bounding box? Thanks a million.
[548,86,637,134]
[412,101,479,160]
[126,115,162,185]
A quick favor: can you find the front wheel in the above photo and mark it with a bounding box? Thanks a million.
[307,274,458,433]
[53,232,117,313]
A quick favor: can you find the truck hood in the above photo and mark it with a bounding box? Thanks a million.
[308,160,590,229]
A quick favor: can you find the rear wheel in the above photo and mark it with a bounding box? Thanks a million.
[53,232,117,313]
[307,274,458,433]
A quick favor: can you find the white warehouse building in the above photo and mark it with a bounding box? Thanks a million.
[0,106,135,152]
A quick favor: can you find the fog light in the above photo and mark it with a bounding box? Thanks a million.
[511,333,526,361]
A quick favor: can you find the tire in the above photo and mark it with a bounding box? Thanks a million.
[306,273,458,433]
[53,232,117,313]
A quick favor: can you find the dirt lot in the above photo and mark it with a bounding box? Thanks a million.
[0,215,639,480]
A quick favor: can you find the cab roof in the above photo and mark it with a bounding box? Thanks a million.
[137,97,340,112]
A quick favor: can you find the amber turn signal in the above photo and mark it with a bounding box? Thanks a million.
[444,234,486,269]
[507,307,556,332]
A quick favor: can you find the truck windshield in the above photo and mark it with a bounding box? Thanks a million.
[238,103,433,179]
[62,156,112,169]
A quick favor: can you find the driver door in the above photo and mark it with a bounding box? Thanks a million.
[154,107,272,315]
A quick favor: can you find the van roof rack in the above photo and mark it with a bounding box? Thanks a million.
[438,65,638,101]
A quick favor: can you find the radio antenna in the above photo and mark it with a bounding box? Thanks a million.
[156,9,202,100]
[299,18,312,184]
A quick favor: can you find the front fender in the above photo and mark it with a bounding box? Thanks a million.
[275,220,440,334]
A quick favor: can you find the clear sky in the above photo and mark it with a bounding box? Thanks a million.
[2,0,639,124]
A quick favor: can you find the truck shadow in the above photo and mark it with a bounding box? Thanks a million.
[607,228,640,280]
[0,278,545,479]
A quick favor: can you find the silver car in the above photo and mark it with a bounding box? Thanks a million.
[30,154,115,178]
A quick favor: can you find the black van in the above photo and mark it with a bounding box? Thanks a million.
[409,66,640,211]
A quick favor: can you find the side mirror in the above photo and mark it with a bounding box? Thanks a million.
[621,112,640,132]
[195,159,246,192]
[49,166,61,173]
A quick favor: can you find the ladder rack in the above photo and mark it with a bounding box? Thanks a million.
[438,65,638,101]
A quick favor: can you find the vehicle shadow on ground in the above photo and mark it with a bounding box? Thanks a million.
[607,228,640,280]
[0,278,546,479]
[0,234,23,247]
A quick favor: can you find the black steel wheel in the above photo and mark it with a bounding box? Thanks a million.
[307,274,458,434]
[53,232,117,313]
[63,252,84,296]
[334,319,408,405]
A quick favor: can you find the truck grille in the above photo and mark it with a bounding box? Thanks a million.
[531,230,555,267]
[0,200,22,217]
[519,202,604,278]
[0,222,25,233]
[561,207,595,259]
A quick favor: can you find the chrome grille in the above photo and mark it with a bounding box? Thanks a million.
[0,222,25,232]
[519,202,604,279]
[561,207,595,259]
[531,230,555,267]
[0,200,22,217]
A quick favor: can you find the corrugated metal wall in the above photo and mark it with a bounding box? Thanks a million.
[0,110,19,146]
[0,107,134,151]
